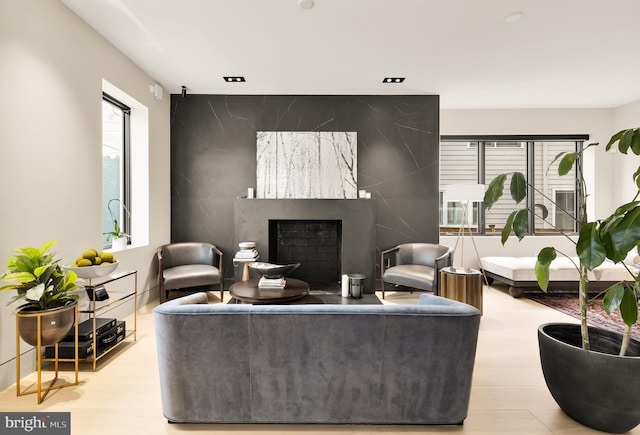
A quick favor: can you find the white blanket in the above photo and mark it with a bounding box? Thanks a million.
[480,256,636,283]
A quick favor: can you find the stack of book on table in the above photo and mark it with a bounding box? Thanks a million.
[258,276,286,289]
[234,241,258,261]
[235,249,258,260]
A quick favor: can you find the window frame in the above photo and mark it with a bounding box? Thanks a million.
[440,134,588,236]
[102,92,132,248]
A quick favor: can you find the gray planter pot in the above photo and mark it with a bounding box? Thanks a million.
[538,323,640,433]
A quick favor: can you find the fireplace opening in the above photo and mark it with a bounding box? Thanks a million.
[268,219,342,290]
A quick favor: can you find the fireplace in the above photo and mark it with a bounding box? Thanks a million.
[234,199,376,293]
[269,220,342,288]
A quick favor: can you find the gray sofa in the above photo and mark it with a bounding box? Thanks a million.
[153,292,481,425]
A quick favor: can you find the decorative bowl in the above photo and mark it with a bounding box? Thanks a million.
[64,261,119,280]
[248,262,300,279]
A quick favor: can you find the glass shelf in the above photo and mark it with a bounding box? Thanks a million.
[43,270,137,370]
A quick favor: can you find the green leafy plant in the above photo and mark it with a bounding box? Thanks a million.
[0,240,79,310]
[103,198,130,242]
[484,128,640,355]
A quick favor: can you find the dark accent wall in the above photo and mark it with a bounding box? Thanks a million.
[170,95,440,289]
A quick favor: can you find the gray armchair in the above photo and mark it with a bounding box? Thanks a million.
[157,242,224,303]
[380,243,454,299]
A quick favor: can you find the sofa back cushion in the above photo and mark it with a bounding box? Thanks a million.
[396,243,451,267]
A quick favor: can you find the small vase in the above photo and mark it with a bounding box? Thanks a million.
[112,236,128,251]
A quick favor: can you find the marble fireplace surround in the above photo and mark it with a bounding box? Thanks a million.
[234,199,376,293]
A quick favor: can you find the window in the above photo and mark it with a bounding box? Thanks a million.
[102,93,131,247]
[554,190,576,232]
[439,141,479,232]
[440,191,479,230]
[440,135,586,235]
[484,141,527,233]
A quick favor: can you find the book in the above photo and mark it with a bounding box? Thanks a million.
[234,249,258,259]
[258,276,286,289]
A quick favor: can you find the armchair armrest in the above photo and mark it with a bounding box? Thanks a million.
[380,246,400,270]
[434,251,451,270]
[210,245,224,292]
[156,247,175,302]
[157,247,165,292]
[380,246,400,298]
[432,249,453,295]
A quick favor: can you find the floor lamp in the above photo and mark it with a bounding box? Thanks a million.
[445,184,486,274]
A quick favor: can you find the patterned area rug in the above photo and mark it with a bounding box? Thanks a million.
[527,293,640,341]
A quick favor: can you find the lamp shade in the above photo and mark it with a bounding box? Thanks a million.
[445,184,486,203]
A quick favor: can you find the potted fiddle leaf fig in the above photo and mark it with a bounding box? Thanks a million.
[0,240,80,346]
[484,127,640,433]
[104,198,130,250]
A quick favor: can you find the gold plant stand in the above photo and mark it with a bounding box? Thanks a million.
[15,304,79,404]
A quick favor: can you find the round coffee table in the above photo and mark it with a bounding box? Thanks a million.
[229,278,310,304]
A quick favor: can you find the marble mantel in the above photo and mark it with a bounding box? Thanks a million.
[234,199,376,293]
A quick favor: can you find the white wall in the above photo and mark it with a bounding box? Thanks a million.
[611,100,640,206]
[0,0,170,390]
[439,108,616,268]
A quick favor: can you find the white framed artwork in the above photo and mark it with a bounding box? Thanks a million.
[256,131,357,199]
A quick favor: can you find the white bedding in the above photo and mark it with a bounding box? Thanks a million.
[480,256,636,283]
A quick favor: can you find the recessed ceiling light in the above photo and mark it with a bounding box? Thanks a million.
[504,11,524,23]
[383,77,405,83]
[298,0,315,10]
[223,76,246,82]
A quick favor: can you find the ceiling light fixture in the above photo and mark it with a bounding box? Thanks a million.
[298,0,315,10]
[504,11,524,23]
[224,76,246,83]
[383,77,405,83]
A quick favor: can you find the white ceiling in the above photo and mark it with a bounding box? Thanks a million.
[61,0,640,109]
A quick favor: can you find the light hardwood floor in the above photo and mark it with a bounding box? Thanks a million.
[1,285,636,435]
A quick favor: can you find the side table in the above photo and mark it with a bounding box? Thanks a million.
[439,267,483,314]
[233,256,260,281]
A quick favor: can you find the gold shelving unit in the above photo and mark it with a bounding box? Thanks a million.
[42,270,137,370]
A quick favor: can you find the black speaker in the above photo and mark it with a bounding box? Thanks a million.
[86,284,109,301]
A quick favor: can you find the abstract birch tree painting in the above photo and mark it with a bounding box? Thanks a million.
[256,131,357,199]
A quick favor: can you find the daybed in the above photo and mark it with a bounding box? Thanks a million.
[153,292,481,425]
[481,256,636,297]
